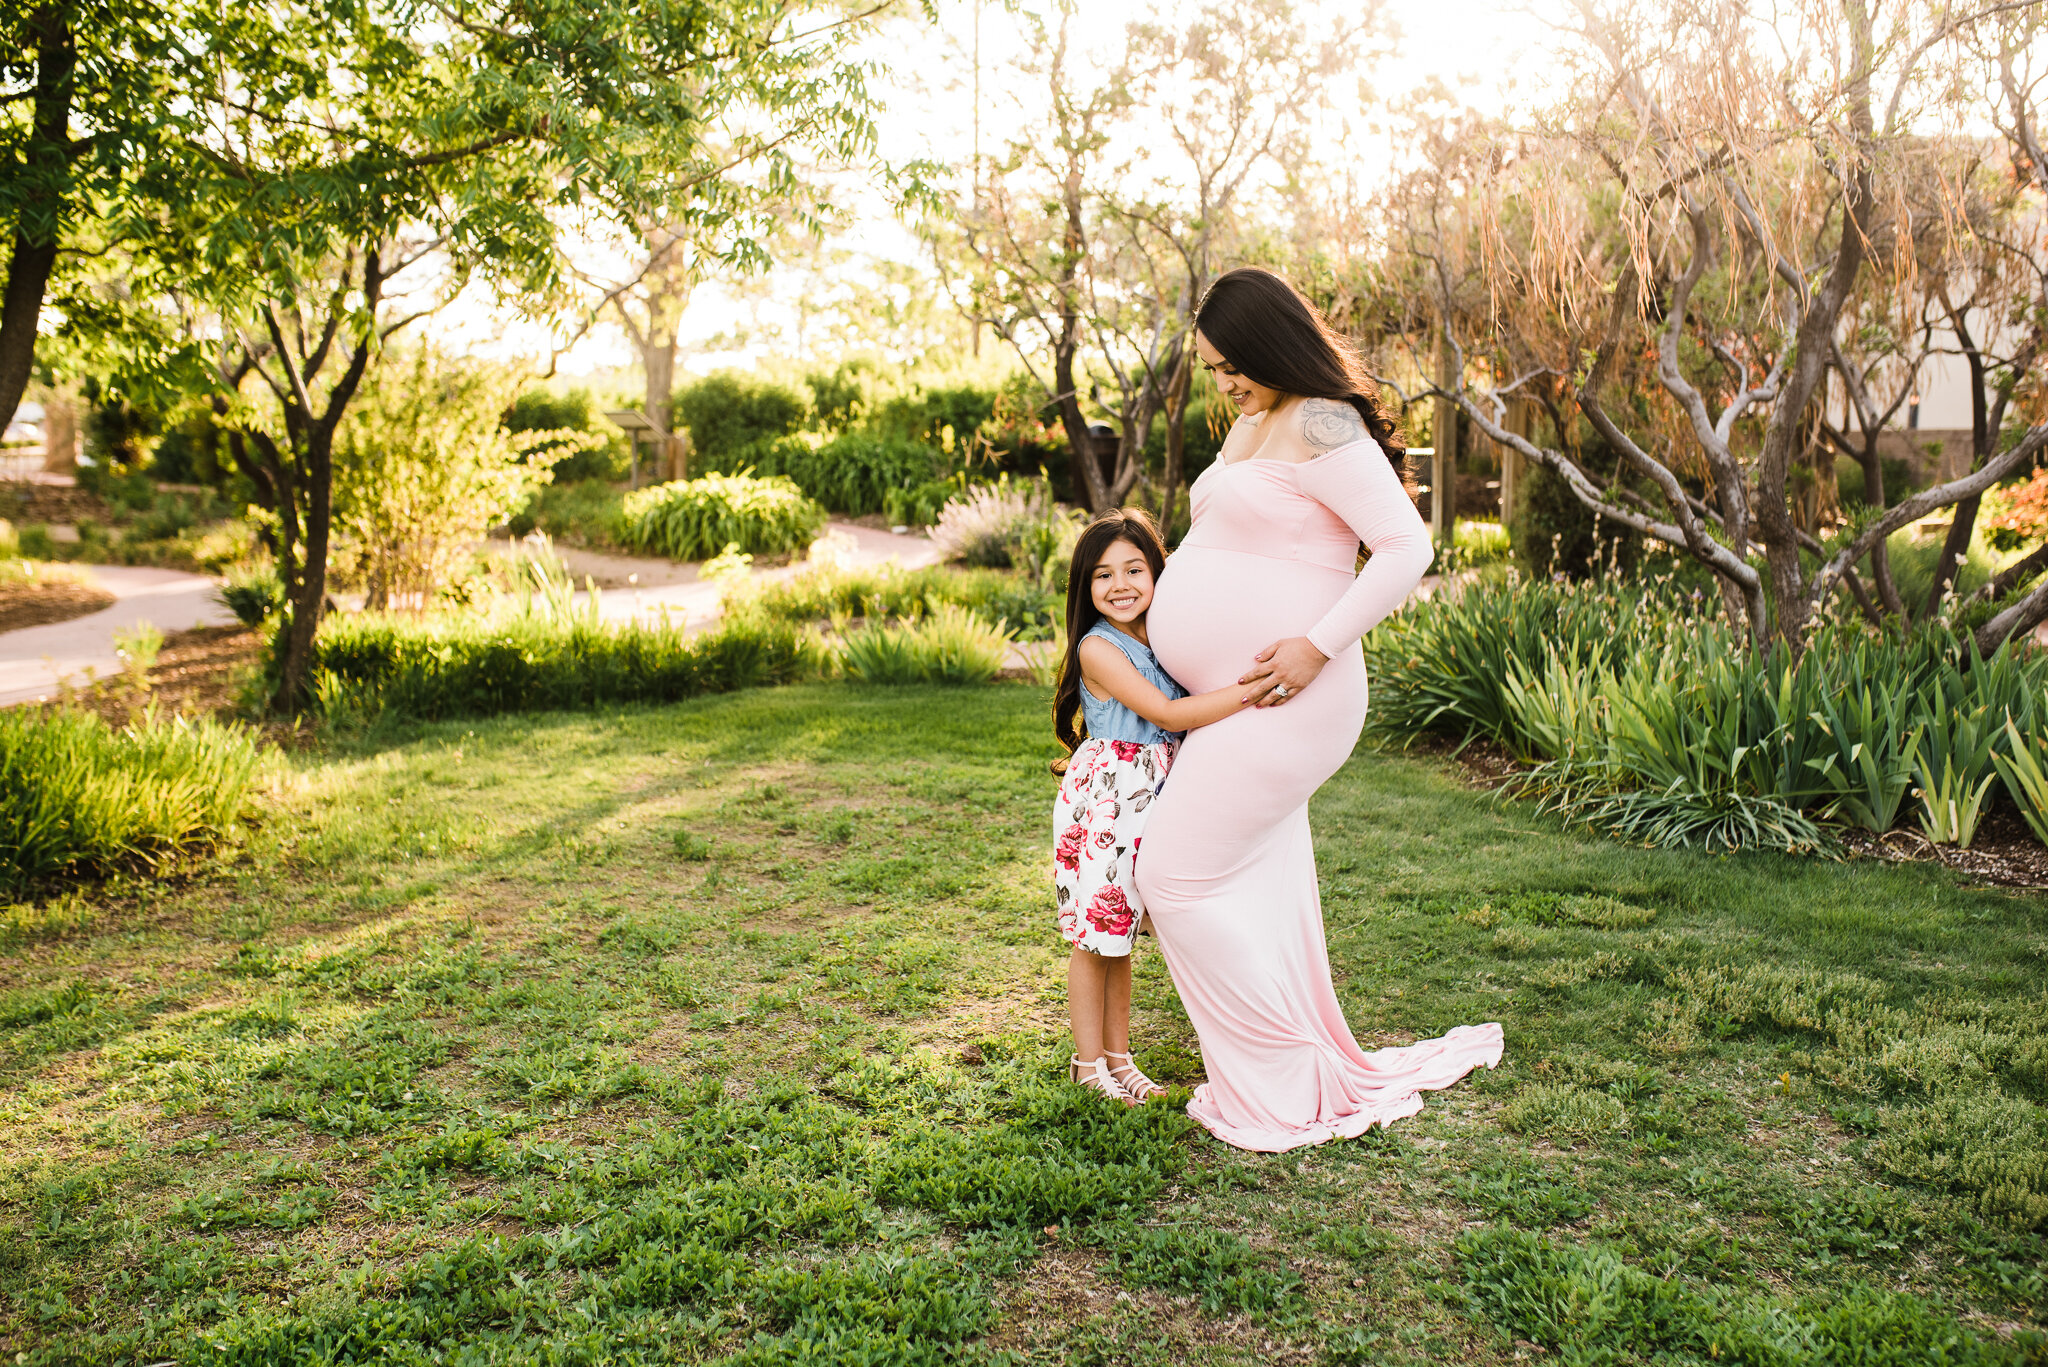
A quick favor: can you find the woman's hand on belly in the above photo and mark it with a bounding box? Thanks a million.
[1239,636,1330,707]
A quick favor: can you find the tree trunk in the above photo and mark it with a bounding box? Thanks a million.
[0,3,75,431]
[640,274,688,436]
[38,384,76,473]
[270,426,334,713]
[1854,434,1907,617]
[265,257,384,715]
[1159,344,1192,539]
[1923,305,1995,617]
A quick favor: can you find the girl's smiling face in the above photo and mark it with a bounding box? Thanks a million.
[1195,329,1282,416]
[1091,537,1154,627]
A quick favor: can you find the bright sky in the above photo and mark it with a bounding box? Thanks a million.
[436,0,1561,383]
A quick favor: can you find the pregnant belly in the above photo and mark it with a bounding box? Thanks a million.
[1148,547,1357,695]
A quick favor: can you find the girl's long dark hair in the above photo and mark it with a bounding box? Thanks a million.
[1194,267,1408,471]
[1050,508,1169,776]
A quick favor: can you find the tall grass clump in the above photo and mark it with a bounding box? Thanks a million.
[619,473,826,562]
[1365,572,2048,853]
[737,562,1060,641]
[840,604,1013,685]
[930,476,1079,584]
[0,708,263,889]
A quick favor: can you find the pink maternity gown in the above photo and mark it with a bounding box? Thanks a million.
[1136,409,1504,1152]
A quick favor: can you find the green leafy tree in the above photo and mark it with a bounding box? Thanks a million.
[0,0,188,427]
[28,0,892,710]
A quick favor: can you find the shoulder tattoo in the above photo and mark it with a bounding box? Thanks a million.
[1300,397,1368,451]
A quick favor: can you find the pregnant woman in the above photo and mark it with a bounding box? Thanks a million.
[1136,267,1504,1152]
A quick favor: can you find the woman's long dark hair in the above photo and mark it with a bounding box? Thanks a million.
[1050,508,1169,776]
[1194,267,1408,470]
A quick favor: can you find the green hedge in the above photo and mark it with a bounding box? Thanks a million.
[0,709,262,889]
[310,611,833,722]
[1364,572,2048,853]
[619,473,826,562]
[674,373,808,466]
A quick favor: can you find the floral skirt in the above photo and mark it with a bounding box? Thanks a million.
[1052,737,1176,957]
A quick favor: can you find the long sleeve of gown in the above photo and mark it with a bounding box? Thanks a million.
[1296,440,1434,659]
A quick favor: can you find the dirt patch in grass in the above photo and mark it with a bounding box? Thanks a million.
[0,577,115,631]
[988,1242,1321,1364]
[61,624,264,727]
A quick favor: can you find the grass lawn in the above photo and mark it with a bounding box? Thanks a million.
[2,684,2045,1364]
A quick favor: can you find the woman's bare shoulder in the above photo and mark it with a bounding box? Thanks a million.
[1295,397,1369,454]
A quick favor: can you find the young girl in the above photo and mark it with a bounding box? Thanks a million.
[1051,508,1252,1104]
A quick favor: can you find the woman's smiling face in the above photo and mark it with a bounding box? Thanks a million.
[1195,329,1282,416]
[1090,537,1154,627]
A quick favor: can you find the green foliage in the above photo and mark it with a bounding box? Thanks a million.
[333,348,551,609]
[1511,453,1642,578]
[744,432,953,516]
[738,562,1061,641]
[504,387,622,482]
[1452,1156,1598,1227]
[1366,572,2048,852]
[619,473,827,562]
[930,476,1082,586]
[1439,519,1513,574]
[1909,682,2002,847]
[1992,718,2048,845]
[0,708,262,890]
[1458,1225,2026,1365]
[674,372,811,466]
[840,604,1013,685]
[308,603,833,723]
[1097,1222,1303,1316]
[512,478,626,546]
[216,563,285,627]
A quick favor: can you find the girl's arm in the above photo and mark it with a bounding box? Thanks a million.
[1079,636,1250,732]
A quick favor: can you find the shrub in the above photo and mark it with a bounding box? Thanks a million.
[308,599,832,722]
[1511,451,1641,578]
[0,708,263,890]
[673,373,808,466]
[217,564,285,626]
[333,347,550,608]
[1442,519,1512,573]
[504,387,623,482]
[760,433,952,516]
[884,478,960,528]
[619,473,826,562]
[840,604,1012,685]
[512,478,625,546]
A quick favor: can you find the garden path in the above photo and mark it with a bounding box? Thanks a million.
[530,520,943,629]
[0,565,238,706]
[0,523,943,707]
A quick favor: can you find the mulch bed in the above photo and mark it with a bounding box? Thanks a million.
[0,580,116,631]
[1420,734,2048,892]
[62,624,276,731]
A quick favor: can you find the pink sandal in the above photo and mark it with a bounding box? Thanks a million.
[1104,1050,1164,1101]
[1070,1055,1135,1105]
